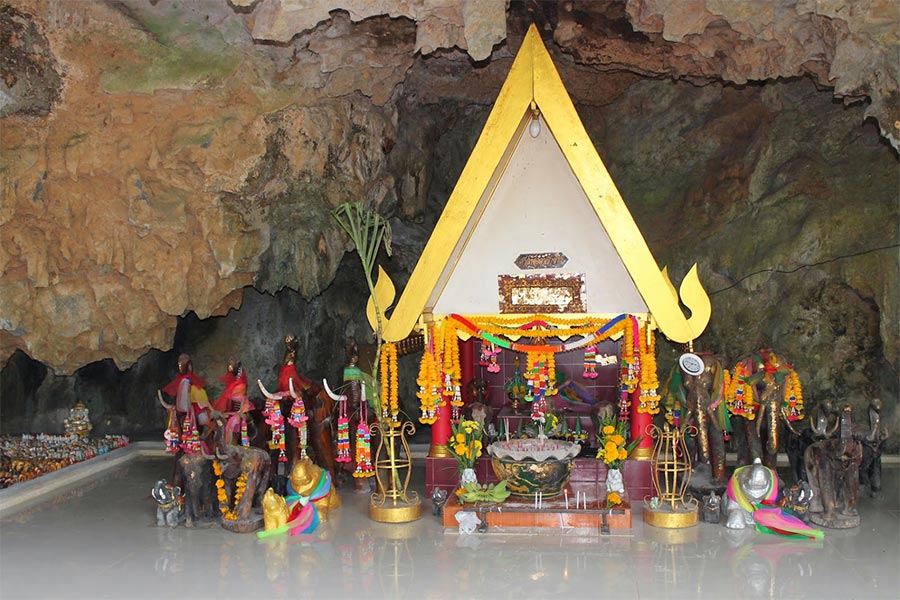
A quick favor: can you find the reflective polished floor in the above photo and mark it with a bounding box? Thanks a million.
[1,454,898,600]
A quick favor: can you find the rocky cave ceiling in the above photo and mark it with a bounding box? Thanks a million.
[0,0,898,376]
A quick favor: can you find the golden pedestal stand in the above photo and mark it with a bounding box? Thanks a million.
[643,423,699,528]
[370,420,422,523]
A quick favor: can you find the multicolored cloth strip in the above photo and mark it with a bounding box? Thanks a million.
[256,470,333,539]
[726,464,824,540]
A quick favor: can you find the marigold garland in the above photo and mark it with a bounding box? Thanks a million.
[214,460,249,521]
[431,313,663,427]
[764,350,805,422]
[440,319,463,419]
[637,323,661,415]
[783,370,804,421]
[725,359,757,420]
[451,313,627,354]
[619,317,639,393]
[379,342,399,423]
[416,333,441,425]
[467,316,602,340]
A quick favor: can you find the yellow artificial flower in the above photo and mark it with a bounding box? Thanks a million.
[611,434,625,446]
[602,425,615,435]
[605,441,619,459]
[607,492,622,506]
[618,448,627,461]
[455,433,466,444]
[473,440,483,450]
[454,443,468,457]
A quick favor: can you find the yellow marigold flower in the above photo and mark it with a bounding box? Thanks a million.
[611,435,625,446]
[602,425,615,435]
[605,441,619,459]
[473,440,483,449]
[607,492,621,505]
[454,443,468,456]
[618,448,627,461]
[215,479,225,489]
[455,433,466,444]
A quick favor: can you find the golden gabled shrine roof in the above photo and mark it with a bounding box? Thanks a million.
[373,24,710,344]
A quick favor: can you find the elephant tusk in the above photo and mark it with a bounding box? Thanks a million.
[216,449,229,461]
[289,378,300,400]
[158,390,174,411]
[258,379,279,400]
[202,451,217,461]
[323,378,343,402]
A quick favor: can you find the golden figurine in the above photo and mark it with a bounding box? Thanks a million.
[262,488,289,531]
[289,456,341,521]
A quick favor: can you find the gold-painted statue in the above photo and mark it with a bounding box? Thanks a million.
[290,456,341,520]
[262,488,289,531]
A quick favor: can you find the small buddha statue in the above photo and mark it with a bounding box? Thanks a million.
[64,401,92,438]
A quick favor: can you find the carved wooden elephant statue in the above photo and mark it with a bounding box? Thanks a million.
[726,349,805,471]
[210,414,272,523]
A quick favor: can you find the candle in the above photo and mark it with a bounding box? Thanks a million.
[565,489,569,510]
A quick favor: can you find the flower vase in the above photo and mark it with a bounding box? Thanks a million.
[460,467,478,487]
[606,467,625,495]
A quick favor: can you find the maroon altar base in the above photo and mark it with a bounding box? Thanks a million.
[426,456,654,502]
[442,481,632,529]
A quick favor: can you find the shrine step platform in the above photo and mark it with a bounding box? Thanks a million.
[442,483,632,531]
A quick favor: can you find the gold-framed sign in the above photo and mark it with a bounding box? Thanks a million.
[514,252,568,270]
[498,273,586,314]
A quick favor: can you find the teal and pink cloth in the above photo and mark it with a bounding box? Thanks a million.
[726,464,824,540]
[257,470,334,538]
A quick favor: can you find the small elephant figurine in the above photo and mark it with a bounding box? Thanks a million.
[152,479,184,528]
[700,491,722,524]
[431,488,449,517]
[780,480,813,523]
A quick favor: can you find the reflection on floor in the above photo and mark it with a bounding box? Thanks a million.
[1,456,897,600]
